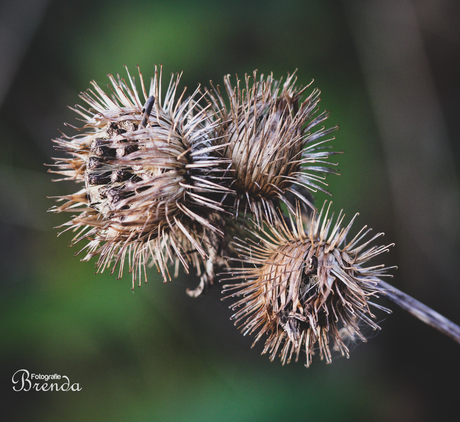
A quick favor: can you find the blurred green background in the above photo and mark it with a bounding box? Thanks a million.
[1,0,460,421]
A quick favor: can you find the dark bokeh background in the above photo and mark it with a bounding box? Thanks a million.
[1,0,459,421]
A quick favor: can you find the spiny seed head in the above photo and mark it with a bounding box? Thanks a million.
[223,201,394,367]
[49,65,230,288]
[208,71,339,223]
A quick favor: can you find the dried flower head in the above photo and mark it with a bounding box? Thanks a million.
[49,65,460,363]
[223,202,394,367]
[49,66,230,288]
[207,71,339,223]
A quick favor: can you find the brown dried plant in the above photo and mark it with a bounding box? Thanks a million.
[207,71,339,224]
[49,65,460,366]
[223,202,394,366]
[49,66,231,289]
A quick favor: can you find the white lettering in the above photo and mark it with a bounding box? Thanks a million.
[12,369,81,392]
[12,369,31,392]
[71,383,82,392]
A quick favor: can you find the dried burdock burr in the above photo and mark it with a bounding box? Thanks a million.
[48,65,460,365]
[49,66,231,289]
[223,200,460,366]
[207,71,339,223]
[223,201,395,367]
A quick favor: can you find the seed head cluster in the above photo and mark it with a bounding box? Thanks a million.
[50,65,397,366]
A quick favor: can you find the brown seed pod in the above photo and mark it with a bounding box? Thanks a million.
[223,202,395,367]
[49,66,230,288]
[207,71,339,223]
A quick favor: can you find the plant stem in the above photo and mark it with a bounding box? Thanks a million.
[379,280,460,345]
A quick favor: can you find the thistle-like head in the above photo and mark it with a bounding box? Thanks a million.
[49,66,230,288]
[223,202,394,366]
[208,71,339,223]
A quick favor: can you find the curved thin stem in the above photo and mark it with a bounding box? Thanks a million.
[378,280,460,345]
